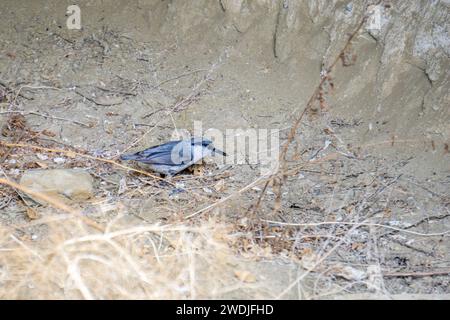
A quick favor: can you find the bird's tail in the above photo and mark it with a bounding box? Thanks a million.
[120,154,139,161]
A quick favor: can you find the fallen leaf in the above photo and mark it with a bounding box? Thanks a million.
[23,162,41,169]
[330,265,367,281]
[189,165,204,176]
[214,180,225,192]
[300,252,319,270]
[234,270,257,283]
[41,129,56,137]
[66,151,76,158]
[26,207,40,220]
[351,242,365,251]
[36,161,48,169]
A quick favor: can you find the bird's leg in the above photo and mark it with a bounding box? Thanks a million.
[155,173,172,188]
[164,174,173,184]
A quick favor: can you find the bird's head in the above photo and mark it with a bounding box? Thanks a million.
[190,137,226,156]
[190,137,212,147]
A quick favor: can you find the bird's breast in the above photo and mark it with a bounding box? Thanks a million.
[191,145,211,163]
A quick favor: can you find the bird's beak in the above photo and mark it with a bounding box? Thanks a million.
[211,147,227,156]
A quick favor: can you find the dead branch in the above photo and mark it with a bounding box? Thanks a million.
[251,14,371,215]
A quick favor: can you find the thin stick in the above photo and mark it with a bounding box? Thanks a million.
[0,79,33,100]
[185,175,268,219]
[152,69,208,89]
[10,234,44,261]
[0,110,91,128]
[279,17,369,163]
[383,270,450,278]
[28,111,92,128]
[74,89,123,106]
[62,225,194,245]
[276,224,361,299]
[263,220,450,237]
[14,85,62,102]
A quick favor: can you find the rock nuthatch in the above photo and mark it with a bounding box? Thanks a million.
[120,137,226,176]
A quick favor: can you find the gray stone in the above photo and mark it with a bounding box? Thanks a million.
[20,169,94,203]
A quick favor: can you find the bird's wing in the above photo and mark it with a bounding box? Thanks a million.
[131,141,194,165]
[135,140,181,157]
[137,152,181,165]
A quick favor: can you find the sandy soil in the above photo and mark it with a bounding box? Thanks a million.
[0,0,449,299]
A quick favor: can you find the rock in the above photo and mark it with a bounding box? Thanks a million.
[20,169,94,203]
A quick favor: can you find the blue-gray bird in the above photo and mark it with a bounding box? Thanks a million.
[120,137,226,176]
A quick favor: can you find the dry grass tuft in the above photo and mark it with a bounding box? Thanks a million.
[0,213,257,299]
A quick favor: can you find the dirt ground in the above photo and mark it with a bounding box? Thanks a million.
[0,1,449,299]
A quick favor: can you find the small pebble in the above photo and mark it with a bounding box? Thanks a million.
[36,153,48,161]
[345,3,353,14]
[203,187,213,193]
[53,157,66,164]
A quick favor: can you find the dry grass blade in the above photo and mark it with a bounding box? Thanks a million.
[263,220,450,237]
